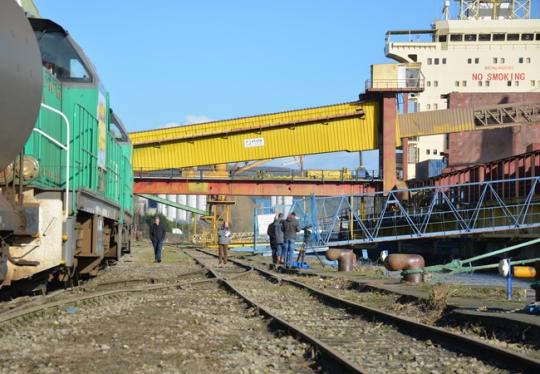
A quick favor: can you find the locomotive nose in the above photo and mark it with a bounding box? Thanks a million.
[0,0,43,170]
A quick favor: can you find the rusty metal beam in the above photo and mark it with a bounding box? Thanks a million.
[133,178,381,197]
[409,149,540,188]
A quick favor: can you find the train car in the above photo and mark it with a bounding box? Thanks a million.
[0,2,133,291]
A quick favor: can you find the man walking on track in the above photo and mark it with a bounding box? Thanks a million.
[150,216,166,263]
[218,223,232,266]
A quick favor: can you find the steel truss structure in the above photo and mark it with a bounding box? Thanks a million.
[290,176,540,248]
[473,102,540,128]
[457,0,531,20]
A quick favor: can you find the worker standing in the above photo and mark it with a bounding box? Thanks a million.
[217,223,232,266]
[282,212,300,268]
[274,213,285,265]
[267,219,277,264]
[149,216,166,263]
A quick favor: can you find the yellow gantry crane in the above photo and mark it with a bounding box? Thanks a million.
[130,99,539,173]
[130,101,379,171]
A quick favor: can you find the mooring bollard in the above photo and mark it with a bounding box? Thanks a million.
[384,253,425,283]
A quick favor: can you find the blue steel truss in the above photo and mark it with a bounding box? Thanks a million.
[288,177,540,247]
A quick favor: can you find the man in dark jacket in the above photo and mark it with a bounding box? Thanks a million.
[282,212,300,268]
[274,213,285,265]
[267,220,277,264]
[150,216,166,263]
[267,213,285,265]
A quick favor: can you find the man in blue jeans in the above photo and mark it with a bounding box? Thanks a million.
[282,212,300,268]
[150,216,166,263]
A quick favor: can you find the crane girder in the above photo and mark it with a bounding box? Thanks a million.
[130,100,540,172]
[130,101,378,171]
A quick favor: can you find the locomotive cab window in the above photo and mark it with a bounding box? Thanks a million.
[109,110,129,143]
[33,28,92,83]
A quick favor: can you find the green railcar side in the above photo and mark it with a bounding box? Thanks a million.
[23,66,133,222]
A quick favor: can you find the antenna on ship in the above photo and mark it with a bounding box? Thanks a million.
[456,0,531,20]
[443,0,451,20]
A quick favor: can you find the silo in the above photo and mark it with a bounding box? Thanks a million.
[197,195,207,213]
[187,195,197,222]
[177,195,187,222]
[158,194,167,215]
[167,195,176,222]
[284,196,293,207]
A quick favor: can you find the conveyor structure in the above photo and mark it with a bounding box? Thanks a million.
[130,101,378,171]
[131,101,540,185]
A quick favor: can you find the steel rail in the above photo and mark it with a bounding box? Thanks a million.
[185,250,366,373]
[195,248,540,373]
[0,277,216,326]
[0,268,208,314]
[88,268,207,289]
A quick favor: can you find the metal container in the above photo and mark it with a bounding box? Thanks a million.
[415,159,446,180]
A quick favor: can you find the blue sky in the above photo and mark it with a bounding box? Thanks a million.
[32,0,516,170]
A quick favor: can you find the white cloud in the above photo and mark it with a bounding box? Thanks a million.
[184,114,213,125]
[161,114,213,129]
[162,122,181,128]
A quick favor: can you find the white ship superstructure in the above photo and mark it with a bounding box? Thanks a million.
[385,0,540,179]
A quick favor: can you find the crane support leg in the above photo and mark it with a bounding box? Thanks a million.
[379,93,398,191]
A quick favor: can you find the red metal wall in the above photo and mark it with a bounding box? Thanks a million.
[409,150,540,201]
[447,92,540,169]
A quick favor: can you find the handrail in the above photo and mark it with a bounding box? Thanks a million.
[36,103,70,219]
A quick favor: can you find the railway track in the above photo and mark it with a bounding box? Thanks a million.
[0,269,212,331]
[187,248,540,373]
[0,245,321,373]
[237,254,540,359]
[285,273,540,356]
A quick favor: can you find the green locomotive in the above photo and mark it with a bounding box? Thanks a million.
[0,1,133,290]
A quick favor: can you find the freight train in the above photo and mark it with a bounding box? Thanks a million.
[0,1,133,292]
